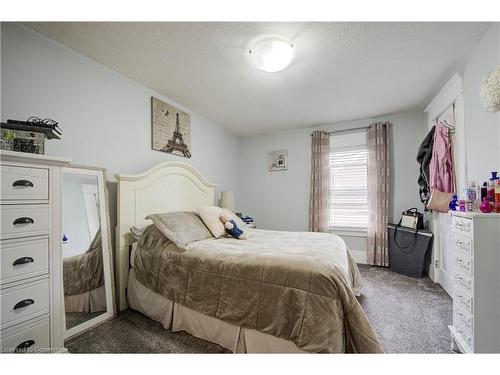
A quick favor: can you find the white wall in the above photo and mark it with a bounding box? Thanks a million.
[463,24,500,183]
[1,23,241,214]
[239,111,426,261]
[1,23,243,249]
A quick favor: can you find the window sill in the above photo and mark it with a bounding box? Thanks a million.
[329,228,368,238]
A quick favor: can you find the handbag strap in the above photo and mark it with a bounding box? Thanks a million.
[393,220,418,251]
[404,208,419,217]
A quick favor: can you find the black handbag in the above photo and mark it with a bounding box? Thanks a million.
[394,208,424,249]
[399,208,424,230]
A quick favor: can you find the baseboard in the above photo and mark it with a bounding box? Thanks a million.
[350,250,367,264]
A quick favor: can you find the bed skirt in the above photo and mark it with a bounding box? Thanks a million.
[127,268,304,353]
[65,285,107,313]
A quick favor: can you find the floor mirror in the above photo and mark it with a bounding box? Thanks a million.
[61,166,115,339]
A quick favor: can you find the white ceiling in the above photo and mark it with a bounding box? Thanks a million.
[25,22,489,136]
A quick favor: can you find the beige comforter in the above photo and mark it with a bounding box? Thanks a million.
[134,226,382,353]
[63,230,104,296]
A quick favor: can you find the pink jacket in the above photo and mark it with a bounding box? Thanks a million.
[429,122,455,193]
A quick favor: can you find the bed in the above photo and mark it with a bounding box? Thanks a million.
[115,161,382,353]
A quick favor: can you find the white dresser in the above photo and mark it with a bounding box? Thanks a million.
[0,150,71,353]
[449,211,500,353]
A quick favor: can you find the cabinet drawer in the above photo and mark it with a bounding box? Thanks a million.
[452,216,473,237]
[454,307,473,335]
[0,278,49,328]
[454,289,473,315]
[0,237,49,285]
[0,205,50,239]
[454,273,473,294]
[455,322,473,350]
[452,233,472,257]
[0,318,49,353]
[454,253,473,277]
[1,165,49,201]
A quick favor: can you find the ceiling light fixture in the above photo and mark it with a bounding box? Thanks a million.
[249,39,294,73]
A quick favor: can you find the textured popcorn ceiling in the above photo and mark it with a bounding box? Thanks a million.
[25,22,490,136]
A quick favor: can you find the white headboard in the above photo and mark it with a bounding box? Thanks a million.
[115,161,216,310]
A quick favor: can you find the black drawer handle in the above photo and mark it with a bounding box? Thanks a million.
[14,299,34,310]
[13,257,35,266]
[13,217,34,225]
[12,180,34,188]
[15,340,35,353]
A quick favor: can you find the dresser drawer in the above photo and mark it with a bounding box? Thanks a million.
[454,252,473,277]
[0,278,49,328]
[1,165,49,201]
[454,289,473,315]
[0,205,50,239]
[454,307,473,335]
[455,321,473,350]
[454,273,473,294]
[452,216,473,237]
[0,318,49,353]
[452,233,472,257]
[0,237,49,285]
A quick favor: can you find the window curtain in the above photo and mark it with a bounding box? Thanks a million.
[367,122,391,266]
[309,131,330,232]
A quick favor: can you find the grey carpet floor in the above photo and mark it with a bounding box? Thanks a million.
[66,265,453,354]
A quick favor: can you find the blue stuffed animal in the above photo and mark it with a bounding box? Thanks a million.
[220,214,247,239]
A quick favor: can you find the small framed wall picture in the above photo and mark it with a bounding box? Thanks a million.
[268,150,288,171]
[151,96,192,158]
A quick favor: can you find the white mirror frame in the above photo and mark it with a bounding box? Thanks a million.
[61,166,116,340]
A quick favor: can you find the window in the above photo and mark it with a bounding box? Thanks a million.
[329,131,368,232]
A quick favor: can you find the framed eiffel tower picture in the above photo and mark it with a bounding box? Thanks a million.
[151,97,192,158]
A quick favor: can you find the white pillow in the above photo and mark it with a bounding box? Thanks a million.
[197,206,226,238]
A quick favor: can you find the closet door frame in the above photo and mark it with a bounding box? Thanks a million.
[424,73,466,295]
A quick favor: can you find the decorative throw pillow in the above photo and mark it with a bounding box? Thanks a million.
[220,208,247,228]
[197,206,226,238]
[145,211,213,249]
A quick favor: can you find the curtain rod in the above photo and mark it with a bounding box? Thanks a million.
[311,126,369,136]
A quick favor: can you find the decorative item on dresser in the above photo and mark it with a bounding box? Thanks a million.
[0,150,71,353]
[449,211,500,353]
[0,118,62,155]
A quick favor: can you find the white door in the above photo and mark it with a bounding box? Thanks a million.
[437,212,454,296]
[434,106,455,296]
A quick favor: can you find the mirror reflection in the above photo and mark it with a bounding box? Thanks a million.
[62,173,106,330]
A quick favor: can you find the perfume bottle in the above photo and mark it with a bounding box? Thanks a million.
[480,197,493,213]
[481,182,488,201]
[467,181,478,211]
[466,196,473,212]
[458,199,466,212]
[488,172,498,204]
[449,193,458,211]
[496,179,500,213]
